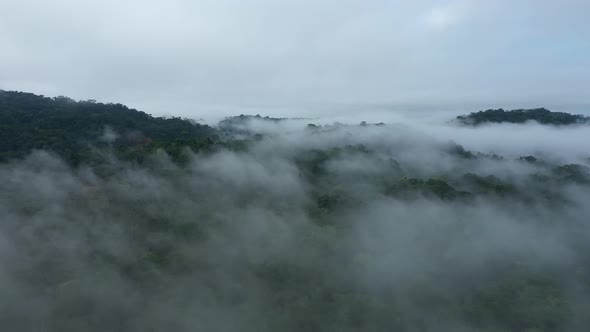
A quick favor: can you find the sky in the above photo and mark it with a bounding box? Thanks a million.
[1,0,589,118]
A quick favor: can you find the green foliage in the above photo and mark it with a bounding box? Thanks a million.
[0,90,217,165]
[456,108,589,126]
[466,272,571,332]
[520,155,539,163]
[462,173,518,196]
[217,114,288,138]
[317,192,345,211]
[552,164,590,184]
[2,90,590,331]
[447,143,504,160]
[448,143,477,159]
[295,144,372,181]
[385,178,473,201]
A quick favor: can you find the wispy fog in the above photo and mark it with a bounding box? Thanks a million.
[1,117,589,331]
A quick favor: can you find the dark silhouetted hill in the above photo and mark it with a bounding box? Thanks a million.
[455,108,589,126]
[0,90,218,164]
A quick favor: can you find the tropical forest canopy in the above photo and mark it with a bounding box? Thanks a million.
[1,90,590,332]
[455,107,590,126]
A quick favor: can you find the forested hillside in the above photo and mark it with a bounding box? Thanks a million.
[455,108,589,126]
[0,90,218,164]
[1,91,590,331]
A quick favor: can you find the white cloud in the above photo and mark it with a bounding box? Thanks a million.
[0,0,588,117]
[424,7,457,31]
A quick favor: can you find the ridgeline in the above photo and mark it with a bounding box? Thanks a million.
[0,90,218,164]
[455,107,589,126]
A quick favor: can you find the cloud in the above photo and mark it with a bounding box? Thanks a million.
[0,1,589,119]
[424,6,459,31]
[1,117,590,330]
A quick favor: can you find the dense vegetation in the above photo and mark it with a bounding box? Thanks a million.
[218,114,287,128]
[0,90,218,164]
[2,91,590,331]
[455,107,589,126]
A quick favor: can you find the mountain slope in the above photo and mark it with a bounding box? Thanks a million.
[0,90,218,164]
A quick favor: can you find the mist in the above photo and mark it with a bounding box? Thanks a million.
[1,115,589,331]
[2,0,590,329]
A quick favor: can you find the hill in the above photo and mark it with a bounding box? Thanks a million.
[2,90,590,331]
[455,107,589,126]
[0,90,218,164]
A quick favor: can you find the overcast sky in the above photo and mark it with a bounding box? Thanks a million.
[1,0,589,117]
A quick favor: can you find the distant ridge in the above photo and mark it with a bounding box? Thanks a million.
[455,108,589,126]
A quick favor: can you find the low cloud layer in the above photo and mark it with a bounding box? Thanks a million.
[1,118,589,331]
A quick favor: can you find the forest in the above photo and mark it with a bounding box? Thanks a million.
[455,108,589,126]
[0,90,218,164]
[1,90,590,332]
